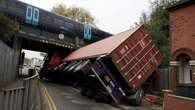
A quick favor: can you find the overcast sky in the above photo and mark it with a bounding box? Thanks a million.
[19,0,152,58]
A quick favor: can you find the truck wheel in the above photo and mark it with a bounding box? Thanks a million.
[80,87,87,96]
[85,89,95,98]
[94,94,110,103]
[127,89,144,106]
[72,81,80,87]
[94,94,105,102]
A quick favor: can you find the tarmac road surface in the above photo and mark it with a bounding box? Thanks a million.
[41,80,121,110]
[40,80,163,110]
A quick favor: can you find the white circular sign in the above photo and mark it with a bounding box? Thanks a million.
[58,33,65,40]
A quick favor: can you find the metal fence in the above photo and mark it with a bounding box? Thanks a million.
[23,71,39,110]
[0,86,25,110]
[0,70,39,110]
[0,40,19,87]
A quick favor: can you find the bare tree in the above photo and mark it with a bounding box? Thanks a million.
[51,4,96,26]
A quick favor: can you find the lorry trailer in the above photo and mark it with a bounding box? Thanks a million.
[41,25,162,105]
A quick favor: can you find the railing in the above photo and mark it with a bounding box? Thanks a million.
[0,87,25,110]
[0,69,40,110]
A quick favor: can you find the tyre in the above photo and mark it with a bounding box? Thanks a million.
[94,93,110,103]
[85,89,95,98]
[80,87,87,96]
[127,89,144,106]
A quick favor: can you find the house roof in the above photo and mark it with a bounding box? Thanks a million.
[168,0,195,11]
[64,25,143,61]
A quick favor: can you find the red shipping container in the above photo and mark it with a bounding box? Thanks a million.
[64,25,162,90]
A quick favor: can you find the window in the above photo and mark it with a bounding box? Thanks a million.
[33,8,39,24]
[27,7,32,16]
[34,10,38,18]
[26,5,33,23]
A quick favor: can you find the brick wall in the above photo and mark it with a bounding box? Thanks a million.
[169,3,195,90]
[170,4,195,60]
[164,92,195,110]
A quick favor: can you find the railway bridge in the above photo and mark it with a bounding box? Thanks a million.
[0,0,112,110]
[0,0,111,51]
[0,0,111,85]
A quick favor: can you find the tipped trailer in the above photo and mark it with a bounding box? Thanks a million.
[43,25,162,105]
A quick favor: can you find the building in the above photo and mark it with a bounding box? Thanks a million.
[31,57,44,68]
[168,0,195,97]
[161,1,195,110]
[23,58,31,65]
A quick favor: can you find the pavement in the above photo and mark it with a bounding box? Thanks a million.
[39,80,163,110]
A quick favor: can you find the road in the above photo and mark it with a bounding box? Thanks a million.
[41,80,121,110]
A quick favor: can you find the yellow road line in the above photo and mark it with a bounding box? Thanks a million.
[45,87,58,110]
[43,89,53,110]
[40,83,58,110]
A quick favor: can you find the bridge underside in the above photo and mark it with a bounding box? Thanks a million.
[20,37,71,54]
[15,25,77,54]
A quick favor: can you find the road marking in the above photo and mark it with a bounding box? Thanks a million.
[43,90,53,110]
[40,83,58,110]
[45,87,58,110]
